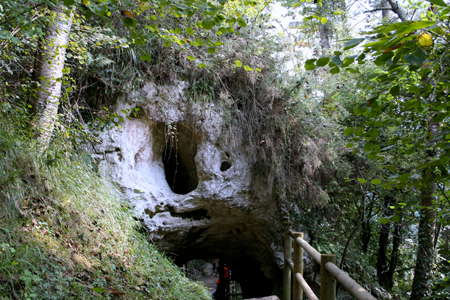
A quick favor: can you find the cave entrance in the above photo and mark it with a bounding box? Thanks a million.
[161,123,199,195]
[173,228,281,299]
[183,256,275,299]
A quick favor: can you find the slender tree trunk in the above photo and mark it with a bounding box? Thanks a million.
[319,23,331,54]
[361,220,371,253]
[361,197,374,253]
[35,4,73,149]
[380,0,390,21]
[317,0,331,55]
[377,196,393,289]
[410,171,436,300]
[386,222,402,290]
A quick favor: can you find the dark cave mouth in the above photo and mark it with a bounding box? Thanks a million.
[161,123,199,195]
[181,256,276,299]
[172,232,280,299]
[220,161,232,172]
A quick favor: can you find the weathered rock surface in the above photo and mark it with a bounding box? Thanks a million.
[93,81,282,295]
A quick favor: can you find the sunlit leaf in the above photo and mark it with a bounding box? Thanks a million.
[343,38,364,50]
[316,57,330,67]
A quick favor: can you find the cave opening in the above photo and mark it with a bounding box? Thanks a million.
[172,229,281,299]
[220,161,232,172]
[161,123,199,195]
[181,256,276,299]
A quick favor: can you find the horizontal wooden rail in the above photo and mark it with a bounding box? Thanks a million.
[325,261,377,300]
[290,232,321,264]
[295,273,318,300]
[283,230,376,300]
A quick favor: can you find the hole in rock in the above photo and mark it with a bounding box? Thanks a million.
[220,161,232,172]
[161,123,199,194]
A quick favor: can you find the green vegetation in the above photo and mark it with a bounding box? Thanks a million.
[1,0,449,299]
[0,111,210,299]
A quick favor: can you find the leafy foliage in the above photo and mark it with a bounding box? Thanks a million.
[304,0,450,297]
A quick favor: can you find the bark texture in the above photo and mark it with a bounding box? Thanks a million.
[380,0,390,21]
[410,170,436,300]
[35,4,73,148]
[377,196,393,288]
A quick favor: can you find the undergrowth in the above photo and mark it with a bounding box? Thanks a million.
[0,109,211,300]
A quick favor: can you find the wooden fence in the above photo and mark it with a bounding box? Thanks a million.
[283,230,377,300]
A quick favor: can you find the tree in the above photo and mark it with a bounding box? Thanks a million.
[305,0,449,297]
[35,3,74,149]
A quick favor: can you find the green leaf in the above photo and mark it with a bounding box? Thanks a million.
[357,178,367,184]
[243,65,253,71]
[379,217,390,224]
[305,59,316,70]
[123,17,137,28]
[428,0,446,5]
[64,0,75,5]
[186,56,196,61]
[342,56,355,67]
[320,17,328,24]
[371,178,382,185]
[345,67,359,73]
[234,60,243,68]
[374,52,393,66]
[237,17,247,27]
[343,38,364,50]
[390,85,400,96]
[343,127,353,136]
[404,47,427,66]
[201,19,216,30]
[139,54,151,62]
[92,287,106,293]
[330,67,340,74]
[316,57,330,67]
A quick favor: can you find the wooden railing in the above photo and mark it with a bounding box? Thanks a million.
[283,230,376,300]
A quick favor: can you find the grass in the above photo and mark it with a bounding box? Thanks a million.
[0,113,211,300]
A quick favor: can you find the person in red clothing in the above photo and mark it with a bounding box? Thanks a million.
[213,262,232,300]
[223,264,231,298]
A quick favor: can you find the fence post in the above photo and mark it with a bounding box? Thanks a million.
[292,232,303,300]
[283,233,292,300]
[320,254,336,300]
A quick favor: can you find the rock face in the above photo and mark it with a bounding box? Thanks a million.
[94,81,282,297]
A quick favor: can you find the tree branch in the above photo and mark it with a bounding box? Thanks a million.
[364,8,392,14]
[387,0,407,21]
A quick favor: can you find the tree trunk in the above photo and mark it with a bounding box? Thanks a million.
[386,222,402,290]
[35,4,73,149]
[376,196,393,289]
[361,219,371,253]
[410,171,436,300]
[380,0,390,21]
[317,1,331,55]
[319,23,331,54]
